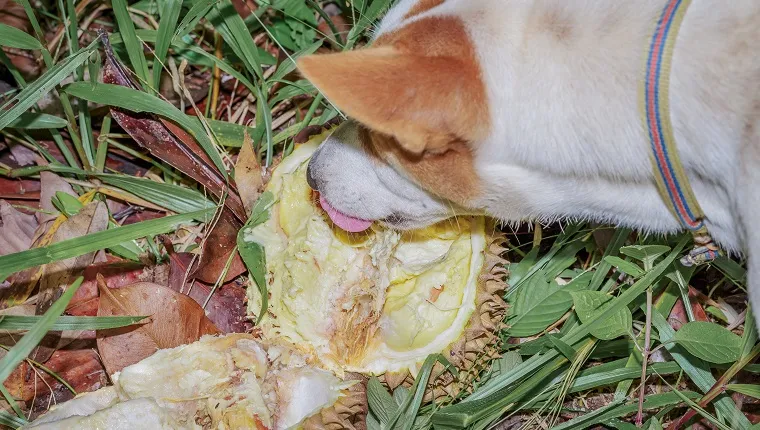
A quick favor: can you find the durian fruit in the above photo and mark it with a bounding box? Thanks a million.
[242,132,508,400]
[24,334,367,430]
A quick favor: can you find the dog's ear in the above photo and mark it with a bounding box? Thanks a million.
[297,47,485,155]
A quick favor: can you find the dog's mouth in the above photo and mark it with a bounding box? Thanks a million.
[318,194,374,233]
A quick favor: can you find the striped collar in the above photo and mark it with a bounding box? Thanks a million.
[641,0,721,266]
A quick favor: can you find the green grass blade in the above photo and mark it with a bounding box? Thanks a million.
[0,208,214,280]
[206,0,264,79]
[175,0,216,39]
[111,0,151,88]
[6,112,68,129]
[0,315,147,330]
[0,277,83,384]
[152,0,182,89]
[99,175,216,214]
[0,43,96,130]
[64,82,228,178]
[0,410,26,428]
[0,23,43,49]
[433,237,690,425]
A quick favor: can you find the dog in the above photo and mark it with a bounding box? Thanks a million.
[297,0,760,323]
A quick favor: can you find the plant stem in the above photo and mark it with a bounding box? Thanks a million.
[636,287,653,426]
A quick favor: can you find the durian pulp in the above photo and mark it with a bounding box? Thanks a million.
[244,138,486,375]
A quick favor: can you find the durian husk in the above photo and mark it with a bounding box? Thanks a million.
[24,334,368,430]
[301,373,368,430]
[245,129,511,402]
[379,230,509,402]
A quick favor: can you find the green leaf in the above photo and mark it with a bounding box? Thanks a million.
[6,112,67,129]
[52,191,83,217]
[237,192,275,324]
[604,256,645,278]
[727,384,760,399]
[367,377,397,425]
[152,0,182,88]
[64,82,227,178]
[0,43,97,130]
[111,0,150,87]
[673,321,742,364]
[0,410,26,428]
[206,0,263,79]
[0,277,83,384]
[0,23,43,50]
[619,245,671,265]
[99,175,216,214]
[571,290,632,340]
[547,334,576,360]
[270,39,322,83]
[0,208,214,280]
[0,315,147,331]
[508,272,591,336]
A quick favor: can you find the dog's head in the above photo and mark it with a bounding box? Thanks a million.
[298,9,490,231]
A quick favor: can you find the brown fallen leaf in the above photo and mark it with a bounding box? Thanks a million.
[96,281,220,375]
[235,131,267,216]
[67,260,170,318]
[167,248,251,334]
[0,177,40,206]
[186,281,251,334]
[191,209,246,285]
[29,201,109,362]
[36,201,110,314]
[101,35,245,222]
[0,200,38,256]
[4,349,107,408]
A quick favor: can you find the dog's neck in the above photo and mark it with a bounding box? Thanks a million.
[399,0,759,251]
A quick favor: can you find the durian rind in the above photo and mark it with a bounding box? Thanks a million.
[243,131,509,398]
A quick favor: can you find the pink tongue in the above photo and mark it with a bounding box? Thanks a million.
[319,195,373,233]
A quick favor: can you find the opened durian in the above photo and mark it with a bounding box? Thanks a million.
[242,131,508,398]
[24,334,367,430]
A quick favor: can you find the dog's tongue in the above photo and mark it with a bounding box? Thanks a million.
[319,194,372,233]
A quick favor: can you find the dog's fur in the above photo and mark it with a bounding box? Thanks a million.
[298,0,760,320]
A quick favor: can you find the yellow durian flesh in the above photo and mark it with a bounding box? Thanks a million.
[243,134,497,377]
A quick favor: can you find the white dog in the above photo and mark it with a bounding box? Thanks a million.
[297,0,760,322]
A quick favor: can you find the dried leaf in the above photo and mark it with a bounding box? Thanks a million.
[235,132,267,216]
[8,142,36,166]
[36,201,110,314]
[0,200,38,256]
[96,282,220,375]
[4,349,107,406]
[191,208,246,284]
[0,177,40,205]
[67,261,169,318]
[102,41,246,221]
[166,247,249,333]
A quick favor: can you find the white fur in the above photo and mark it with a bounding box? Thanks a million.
[307,0,760,310]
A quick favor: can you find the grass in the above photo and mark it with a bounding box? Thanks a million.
[0,0,755,428]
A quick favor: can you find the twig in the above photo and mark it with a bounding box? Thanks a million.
[636,287,654,426]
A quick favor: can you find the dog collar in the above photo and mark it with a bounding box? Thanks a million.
[640,0,722,266]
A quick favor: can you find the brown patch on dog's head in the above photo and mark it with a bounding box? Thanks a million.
[403,0,445,19]
[297,16,488,204]
[360,127,479,206]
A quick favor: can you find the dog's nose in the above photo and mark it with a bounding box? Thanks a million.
[306,162,319,190]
